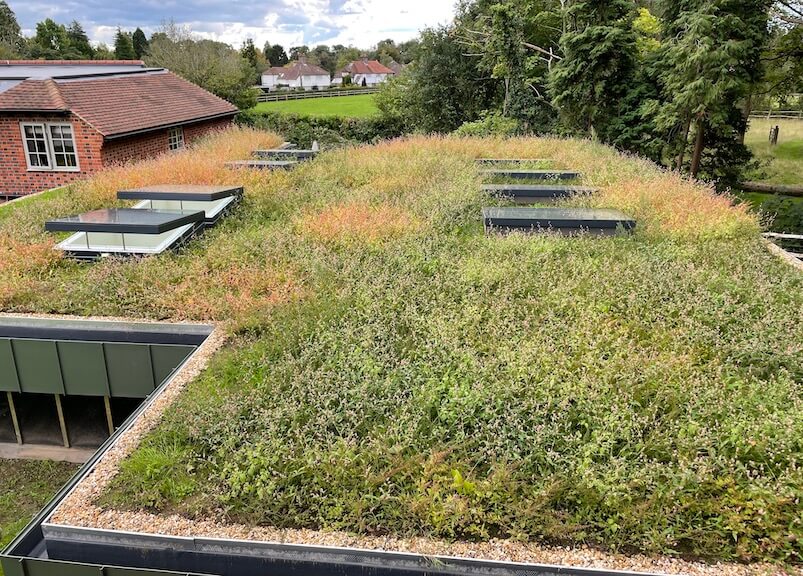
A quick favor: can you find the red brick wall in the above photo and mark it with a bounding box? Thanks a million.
[0,112,103,197]
[102,117,234,167]
[0,114,234,196]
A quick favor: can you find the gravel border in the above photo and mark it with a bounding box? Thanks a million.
[765,238,803,272]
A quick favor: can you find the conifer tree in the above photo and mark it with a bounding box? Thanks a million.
[132,27,149,59]
[67,20,94,58]
[549,0,639,137]
[0,0,21,52]
[657,0,772,178]
[114,28,136,60]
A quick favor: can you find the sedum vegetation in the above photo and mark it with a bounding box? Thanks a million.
[1,129,801,565]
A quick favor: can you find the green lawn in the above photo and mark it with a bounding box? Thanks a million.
[252,94,379,118]
[0,460,78,570]
[3,130,802,566]
[744,117,803,186]
[737,117,803,233]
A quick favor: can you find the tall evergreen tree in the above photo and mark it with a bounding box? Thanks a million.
[657,0,772,179]
[264,42,289,66]
[240,38,258,68]
[239,38,259,83]
[67,20,94,58]
[132,27,149,58]
[114,28,136,60]
[549,0,639,137]
[0,0,21,52]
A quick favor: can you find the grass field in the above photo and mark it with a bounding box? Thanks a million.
[0,460,77,572]
[252,94,379,118]
[744,117,803,186]
[1,129,801,566]
[738,117,803,233]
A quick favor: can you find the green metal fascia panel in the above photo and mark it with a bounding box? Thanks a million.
[8,558,95,576]
[11,340,64,394]
[0,558,199,576]
[0,557,24,576]
[0,339,20,392]
[104,343,155,398]
[150,345,195,386]
[103,566,200,575]
[57,341,109,397]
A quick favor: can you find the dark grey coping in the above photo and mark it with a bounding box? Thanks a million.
[483,207,636,231]
[481,170,581,180]
[45,208,204,234]
[0,316,212,346]
[253,149,317,159]
[36,523,664,576]
[117,184,244,201]
[475,158,550,164]
[225,160,298,170]
[483,184,598,198]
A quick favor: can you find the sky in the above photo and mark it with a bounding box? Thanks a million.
[12,0,456,50]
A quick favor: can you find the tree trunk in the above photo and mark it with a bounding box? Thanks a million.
[690,119,705,178]
[675,116,692,171]
[738,95,753,144]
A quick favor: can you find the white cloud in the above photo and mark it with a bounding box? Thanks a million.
[14,0,457,50]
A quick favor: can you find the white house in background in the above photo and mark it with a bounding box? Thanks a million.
[332,59,395,87]
[261,59,331,91]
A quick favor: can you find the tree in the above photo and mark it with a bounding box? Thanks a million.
[334,46,360,70]
[311,44,337,75]
[132,27,149,59]
[146,22,258,109]
[114,28,136,59]
[376,26,496,132]
[67,20,94,59]
[264,43,288,66]
[657,0,772,179]
[94,43,115,59]
[241,38,258,68]
[240,38,260,83]
[549,0,639,137]
[289,45,310,61]
[0,0,22,54]
[32,18,70,56]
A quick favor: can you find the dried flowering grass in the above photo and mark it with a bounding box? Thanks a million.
[0,126,282,244]
[297,202,422,245]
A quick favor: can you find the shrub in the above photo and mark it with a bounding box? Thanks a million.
[759,195,803,234]
[237,109,405,148]
[453,111,520,137]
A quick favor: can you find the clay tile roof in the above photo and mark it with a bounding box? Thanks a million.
[0,71,238,138]
[340,59,395,75]
[0,79,67,111]
[264,60,329,81]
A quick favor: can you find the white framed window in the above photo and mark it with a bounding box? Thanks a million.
[21,122,79,171]
[168,126,185,151]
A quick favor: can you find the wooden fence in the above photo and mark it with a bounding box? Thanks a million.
[749,110,803,120]
[256,88,379,103]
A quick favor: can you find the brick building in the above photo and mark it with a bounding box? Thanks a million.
[0,61,238,198]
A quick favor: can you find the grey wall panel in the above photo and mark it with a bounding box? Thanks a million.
[104,343,155,398]
[12,340,63,394]
[58,341,109,397]
[0,339,20,392]
[151,345,194,386]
